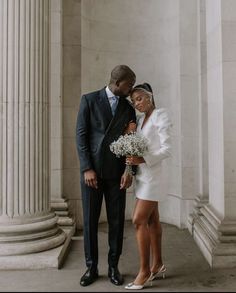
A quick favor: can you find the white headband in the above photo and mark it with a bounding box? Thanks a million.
[132,87,153,97]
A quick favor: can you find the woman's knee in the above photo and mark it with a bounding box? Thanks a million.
[132,215,148,227]
[148,215,162,230]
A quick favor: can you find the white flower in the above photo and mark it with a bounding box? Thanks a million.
[110,132,148,158]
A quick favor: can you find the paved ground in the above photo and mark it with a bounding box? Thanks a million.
[0,221,235,292]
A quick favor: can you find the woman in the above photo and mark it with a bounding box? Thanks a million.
[125,83,172,290]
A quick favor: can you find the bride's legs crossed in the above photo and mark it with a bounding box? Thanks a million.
[132,199,157,285]
[148,203,164,273]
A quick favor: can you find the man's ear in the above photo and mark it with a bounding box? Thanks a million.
[115,79,121,87]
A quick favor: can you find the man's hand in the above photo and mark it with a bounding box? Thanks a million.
[120,173,133,189]
[84,169,98,189]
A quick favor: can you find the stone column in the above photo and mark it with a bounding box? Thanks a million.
[0,0,66,266]
[188,0,209,233]
[171,0,200,228]
[50,0,75,231]
[192,0,236,268]
[63,0,83,228]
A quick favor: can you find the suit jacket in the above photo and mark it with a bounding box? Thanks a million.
[76,87,136,179]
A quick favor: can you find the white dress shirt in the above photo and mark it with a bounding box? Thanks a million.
[105,86,120,107]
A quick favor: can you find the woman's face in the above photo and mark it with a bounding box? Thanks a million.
[130,90,152,113]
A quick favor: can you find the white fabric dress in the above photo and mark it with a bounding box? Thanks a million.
[134,108,172,202]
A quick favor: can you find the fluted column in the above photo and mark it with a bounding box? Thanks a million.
[0,0,66,256]
[50,0,75,230]
[191,0,236,268]
[188,0,209,234]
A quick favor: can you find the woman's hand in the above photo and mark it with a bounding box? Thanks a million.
[126,156,145,165]
[124,121,137,134]
[120,173,133,189]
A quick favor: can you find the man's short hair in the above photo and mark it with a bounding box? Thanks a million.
[110,65,136,83]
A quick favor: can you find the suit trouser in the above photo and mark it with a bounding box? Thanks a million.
[81,177,126,269]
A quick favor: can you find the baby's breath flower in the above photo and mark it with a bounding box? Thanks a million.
[110,132,148,175]
[110,132,148,158]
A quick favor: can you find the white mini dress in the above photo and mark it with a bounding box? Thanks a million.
[134,108,172,202]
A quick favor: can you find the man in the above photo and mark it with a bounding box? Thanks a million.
[76,65,136,287]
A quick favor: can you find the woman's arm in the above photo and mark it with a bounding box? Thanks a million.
[143,109,172,167]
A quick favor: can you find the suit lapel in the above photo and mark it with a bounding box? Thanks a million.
[105,97,127,134]
[97,88,129,135]
[98,88,113,127]
[113,97,126,123]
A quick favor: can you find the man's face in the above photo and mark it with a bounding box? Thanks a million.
[116,78,136,98]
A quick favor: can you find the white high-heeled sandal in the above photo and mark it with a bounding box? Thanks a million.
[149,264,166,281]
[125,276,153,290]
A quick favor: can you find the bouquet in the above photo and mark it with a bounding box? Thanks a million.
[110,132,148,175]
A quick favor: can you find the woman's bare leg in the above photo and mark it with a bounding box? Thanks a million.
[132,199,157,284]
[149,203,163,272]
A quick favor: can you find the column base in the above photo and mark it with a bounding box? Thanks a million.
[0,245,64,270]
[187,194,208,235]
[0,222,75,270]
[0,213,66,256]
[51,198,75,227]
[190,204,236,268]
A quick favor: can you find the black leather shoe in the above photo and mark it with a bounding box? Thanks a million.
[80,267,98,287]
[108,266,124,286]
